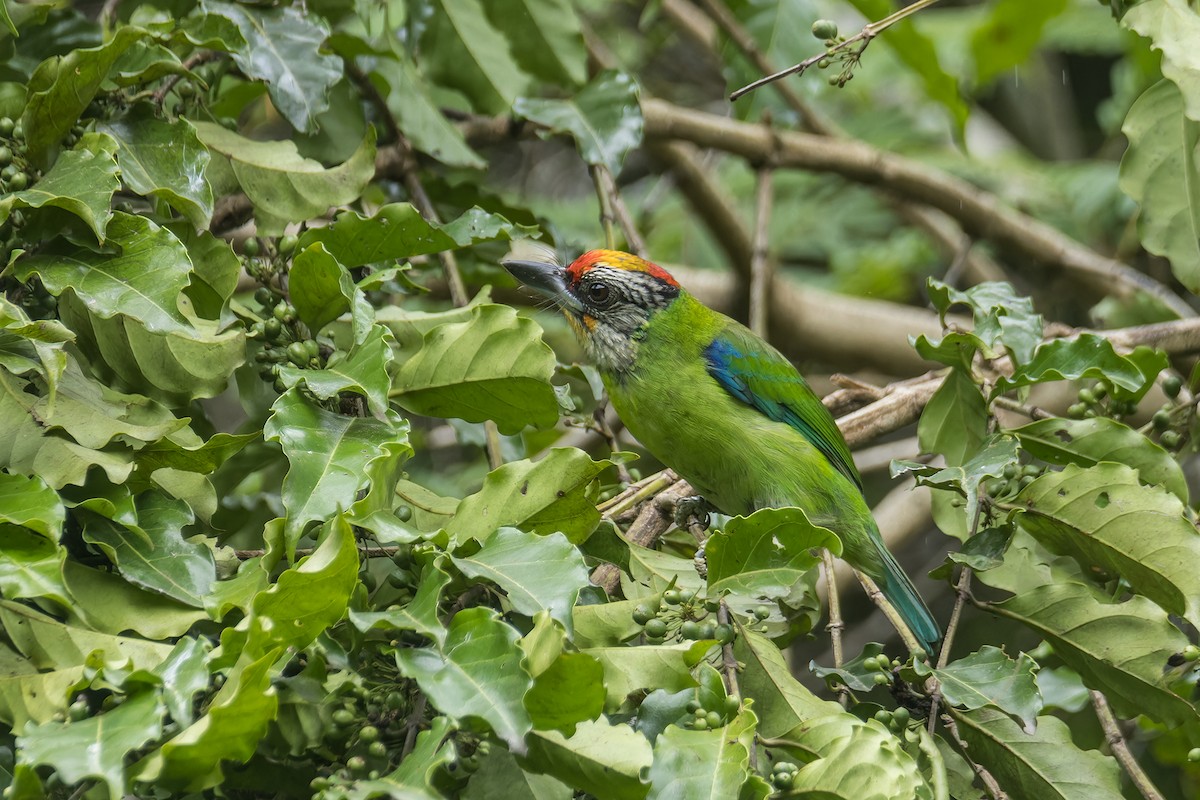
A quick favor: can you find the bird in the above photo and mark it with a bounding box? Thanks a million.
[503,248,940,653]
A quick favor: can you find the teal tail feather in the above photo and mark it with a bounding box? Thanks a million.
[877,547,941,655]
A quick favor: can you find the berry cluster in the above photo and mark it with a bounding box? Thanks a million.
[683,694,740,732]
[631,588,735,645]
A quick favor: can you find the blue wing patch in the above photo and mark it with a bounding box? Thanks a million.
[704,336,863,492]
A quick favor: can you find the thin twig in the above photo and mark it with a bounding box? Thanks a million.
[153,51,221,107]
[992,396,1054,420]
[941,713,1010,800]
[1091,691,1165,800]
[718,601,756,770]
[594,396,634,484]
[401,694,428,758]
[749,157,774,338]
[820,549,849,708]
[730,0,946,100]
[598,165,649,257]
[854,571,922,655]
[591,165,618,249]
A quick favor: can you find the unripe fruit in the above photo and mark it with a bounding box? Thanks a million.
[632,605,654,625]
[705,710,722,729]
[68,699,90,721]
[1161,430,1181,449]
[263,318,283,339]
[254,287,274,306]
[395,505,413,522]
[347,756,367,773]
[360,725,380,742]
[893,707,911,726]
[724,695,740,713]
[1183,644,1200,661]
[772,771,794,789]
[680,620,701,640]
[1189,747,1200,763]
[7,172,27,191]
[243,238,260,257]
[1067,403,1087,419]
[1153,409,1172,431]
[663,589,682,606]
[873,672,891,686]
[812,19,839,39]
[368,740,387,757]
[714,624,735,645]
[753,605,771,620]
[287,342,309,366]
[1077,388,1096,404]
[0,117,12,137]
[333,708,355,726]
[279,234,299,255]
[644,618,668,638]
[1164,375,1183,398]
[0,147,11,166]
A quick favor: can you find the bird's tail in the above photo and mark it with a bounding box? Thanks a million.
[876,546,941,656]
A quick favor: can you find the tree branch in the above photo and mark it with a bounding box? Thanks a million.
[749,159,774,337]
[1091,691,1166,800]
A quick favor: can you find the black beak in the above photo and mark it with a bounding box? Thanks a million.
[502,259,569,299]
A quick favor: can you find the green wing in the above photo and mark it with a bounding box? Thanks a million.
[703,324,863,493]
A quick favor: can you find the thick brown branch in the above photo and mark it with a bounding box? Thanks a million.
[1091,691,1166,800]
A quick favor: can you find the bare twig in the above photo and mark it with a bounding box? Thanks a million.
[730,0,946,100]
[590,480,695,595]
[1091,691,1166,800]
[591,165,618,249]
[855,571,922,654]
[401,694,428,758]
[749,158,774,337]
[597,165,649,257]
[821,549,849,708]
[594,396,634,485]
[941,713,1010,800]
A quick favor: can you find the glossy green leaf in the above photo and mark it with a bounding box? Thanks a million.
[395,607,533,753]
[465,748,572,799]
[0,473,63,539]
[811,642,890,693]
[1014,462,1200,626]
[350,559,451,645]
[992,335,1167,402]
[175,227,241,320]
[264,389,410,547]
[914,646,1042,731]
[11,212,197,335]
[280,324,395,419]
[524,651,605,735]
[99,109,213,229]
[987,582,1197,726]
[892,434,1020,532]
[1118,79,1200,293]
[392,303,559,435]
[971,0,1071,85]
[192,122,376,233]
[926,279,1043,365]
[205,1,341,132]
[583,641,708,709]
[0,525,68,606]
[1013,416,1188,502]
[60,560,205,639]
[1124,0,1200,122]
[18,691,164,800]
[374,55,486,168]
[483,0,586,86]
[130,431,257,479]
[419,0,530,114]
[515,71,642,173]
[919,368,986,466]
[453,527,589,634]
[0,297,73,404]
[645,711,755,800]
[950,707,1124,800]
[0,133,118,239]
[706,507,839,599]
[153,637,212,727]
[288,242,354,333]
[521,719,651,800]
[447,448,611,544]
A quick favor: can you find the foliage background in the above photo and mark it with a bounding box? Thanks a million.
[1,0,1200,797]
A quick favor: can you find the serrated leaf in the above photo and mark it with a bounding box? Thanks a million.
[396,607,533,754]
[280,324,395,419]
[392,303,559,435]
[0,525,69,606]
[11,212,197,335]
[1013,416,1188,502]
[521,719,651,800]
[986,582,1197,726]
[914,646,1042,731]
[918,368,986,466]
[971,0,1071,85]
[0,473,63,539]
[583,641,709,709]
[1014,462,1200,627]
[645,711,755,800]
[203,1,341,132]
[992,335,1167,402]
[515,71,642,173]
[892,434,1020,532]
[1118,79,1200,293]
[99,109,213,229]
[483,0,587,87]
[264,389,410,548]
[706,507,839,600]
[1124,0,1200,123]
[18,691,164,800]
[0,133,119,239]
[419,0,531,114]
[950,707,1124,800]
[453,527,589,634]
[192,122,376,233]
[447,448,611,545]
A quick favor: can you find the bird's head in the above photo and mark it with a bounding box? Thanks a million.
[503,249,681,373]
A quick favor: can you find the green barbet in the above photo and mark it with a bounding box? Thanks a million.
[504,249,940,652]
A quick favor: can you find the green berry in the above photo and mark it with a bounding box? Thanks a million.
[873,672,891,686]
[279,234,299,255]
[0,147,10,167]
[273,302,292,321]
[691,716,708,730]
[705,710,723,729]
[368,740,387,757]
[386,690,405,710]
[772,771,794,789]
[176,80,196,98]
[874,710,892,725]
[811,19,839,39]
[243,238,260,257]
[11,122,22,139]
[272,377,286,393]
[387,570,412,589]
[1164,375,1183,399]
[632,605,653,625]
[347,756,367,773]
[1022,464,1042,477]
[332,708,355,726]
[1067,403,1087,419]
[1093,381,1109,399]
[1002,464,1018,480]
[68,699,90,721]
[1189,747,1200,763]
[395,505,413,522]
[663,589,682,606]
[1019,475,1035,489]
[1161,430,1181,449]
[0,117,12,137]
[254,287,274,306]
[724,695,740,713]
[714,623,735,645]
[263,317,283,339]
[694,707,707,719]
[287,341,309,366]
[644,618,668,638]
[359,725,380,743]
[7,172,27,191]
[1183,644,1200,661]
[753,605,771,620]
[1077,388,1096,404]
[893,707,911,726]
[680,620,701,640]
[686,699,700,713]
[1153,409,1172,431]
[304,339,320,359]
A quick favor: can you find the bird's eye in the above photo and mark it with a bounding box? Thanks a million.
[585,281,612,305]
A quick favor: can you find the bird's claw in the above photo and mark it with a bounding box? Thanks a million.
[673,495,714,532]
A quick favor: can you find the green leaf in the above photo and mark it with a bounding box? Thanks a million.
[373,55,486,169]
[521,719,651,800]
[0,473,63,539]
[465,748,572,799]
[11,212,197,335]
[483,0,587,87]
[419,0,531,114]
[134,650,279,792]
[80,492,215,608]
[986,582,1197,726]
[1124,0,1200,123]
[20,26,147,166]
[153,637,211,727]
[892,434,1020,532]
[706,507,839,600]
[1118,79,1200,293]
[925,279,1043,365]
[950,707,1124,800]
[298,203,456,269]
[524,651,605,736]
[130,431,257,479]
[288,242,354,333]
[914,646,1042,731]
[192,122,376,233]
[18,691,165,800]
[992,334,1167,402]
[645,711,755,800]
[447,448,611,544]
[392,303,559,435]
[453,527,589,634]
[280,324,395,419]
[0,133,119,240]
[811,642,890,693]
[918,368,986,466]
[60,560,205,639]
[1013,462,1200,627]
[514,71,642,173]
[204,1,341,132]
[338,717,455,800]
[583,641,708,709]
[264,389,410,548]
[1013,416,1188,502]
[395,607,533,754]
[970,0,1071,85]
[0,526,69,606]
[0,599,173,671]
[0,297,73,404]
[98,109,213,229]
[350,559,451,645]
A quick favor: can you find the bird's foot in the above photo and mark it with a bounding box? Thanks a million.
[693,540,707,580]
[673,495,715,533]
